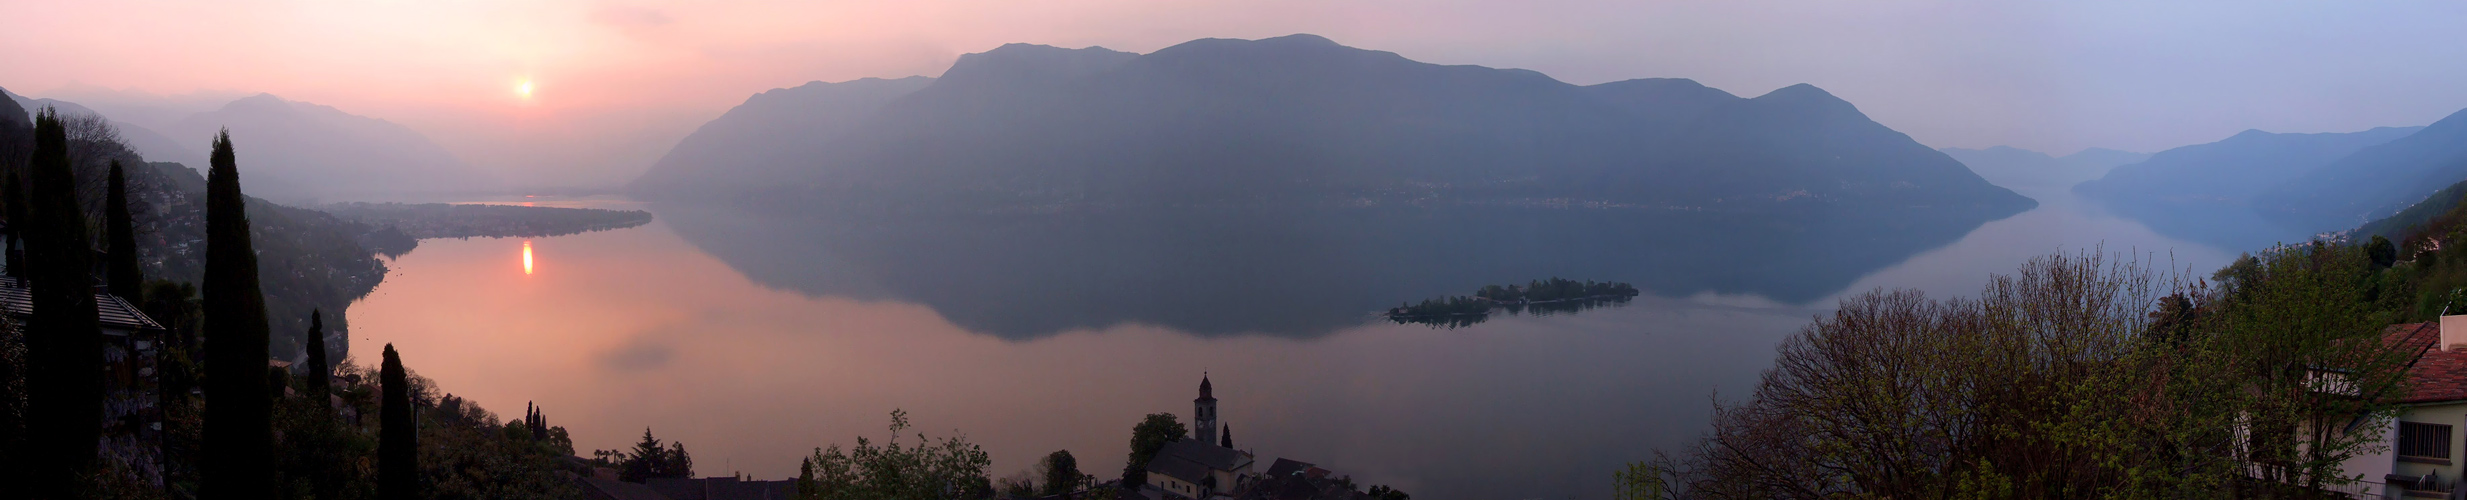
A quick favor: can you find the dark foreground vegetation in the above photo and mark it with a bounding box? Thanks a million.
[1622,230,2463,497]
[1387,278,1640,328]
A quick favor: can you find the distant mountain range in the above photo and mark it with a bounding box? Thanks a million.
[2073,107,2467,249]
[1939,146,2147,192]
[2258,108,2467,233]
[6,88,497,203]
[635,34,2033,214]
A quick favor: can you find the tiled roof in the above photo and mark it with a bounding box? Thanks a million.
[575,476,673,500]
[2393,322,2467,404]
[644,477,796,500]
[0,277,164,333]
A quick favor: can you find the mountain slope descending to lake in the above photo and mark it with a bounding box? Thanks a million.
[1940,146,2147,192]
[1,87,389,363]
[8,88,212,170]
[634,34,2032,215]
[632,76,936,199]
[2072,126,2422,249]
[160,93,501,203]
[2258,107,2467,233]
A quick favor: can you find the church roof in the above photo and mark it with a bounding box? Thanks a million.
[1147,440,1249,484]
[1198,374,1215,401]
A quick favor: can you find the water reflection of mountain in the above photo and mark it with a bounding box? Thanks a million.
[657,204,2011,339]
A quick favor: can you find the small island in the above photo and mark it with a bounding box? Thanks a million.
[1386,278,1642,328]
[321,202,656,257]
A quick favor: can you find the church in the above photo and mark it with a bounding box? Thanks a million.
[1142,374,1258,499]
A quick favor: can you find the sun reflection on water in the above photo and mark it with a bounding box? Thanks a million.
[522,240,534,275]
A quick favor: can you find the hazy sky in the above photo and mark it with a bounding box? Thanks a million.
[4,0,2464,187]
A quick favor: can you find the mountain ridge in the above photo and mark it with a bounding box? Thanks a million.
[633,34,2032,215]
[2258,107,2467,232]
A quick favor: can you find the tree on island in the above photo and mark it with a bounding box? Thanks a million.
[202,129,278,499]
[1121,412,1188,489]
[23,107,106,498]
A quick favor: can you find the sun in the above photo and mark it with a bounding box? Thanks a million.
[515,79,535,99]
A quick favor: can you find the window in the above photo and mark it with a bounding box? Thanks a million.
[2400,422,2454,461]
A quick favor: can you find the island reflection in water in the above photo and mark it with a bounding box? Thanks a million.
[656,203,2009,339]
[346,213,1815,499]
[346,194,2251,499]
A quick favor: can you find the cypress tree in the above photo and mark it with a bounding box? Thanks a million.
[379,344,417,500]
[22,107,104,498]
[1,159,23,279]
[104,160,140,301]
[303,309,330,405]
[200,129,275,499]
[1220,423,1232,448]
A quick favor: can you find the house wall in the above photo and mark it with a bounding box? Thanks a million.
[1154,474,1201,499]
[2390,402,2467,493]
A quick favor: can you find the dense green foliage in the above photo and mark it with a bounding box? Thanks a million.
[1648,246,2420,498]
[22,107,106,498]
[2354,177,2467,242]
[2327,185,2467,321]
[202,130,278,500]
[795,409,994,500]
[1120,412,1187,489]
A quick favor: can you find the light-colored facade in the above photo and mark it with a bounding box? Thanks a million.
[2343,318,2467,498]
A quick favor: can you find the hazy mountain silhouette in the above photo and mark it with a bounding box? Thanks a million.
[35,82,247,131]
[0,87,25,131]
[633,76,935,199]
[5,88,207,169]
[2256,107,2467,233]
[635,34,2032,214]
[1939,146,2147,191]
[157,94,501,202]
[2073,126,2422,249]
[9,89,479,202]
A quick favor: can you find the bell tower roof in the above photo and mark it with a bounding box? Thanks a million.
[1198,373,1215,401]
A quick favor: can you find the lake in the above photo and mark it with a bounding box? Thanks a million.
[344,186,2246,499]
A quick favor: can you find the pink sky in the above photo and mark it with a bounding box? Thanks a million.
[5,0,2465,187]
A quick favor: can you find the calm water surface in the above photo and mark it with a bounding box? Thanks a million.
[345,187,2245,499]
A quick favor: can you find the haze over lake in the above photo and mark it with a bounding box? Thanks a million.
[345,184,2241,499]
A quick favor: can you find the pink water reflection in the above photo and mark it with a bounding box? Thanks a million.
[346,217,1798,498]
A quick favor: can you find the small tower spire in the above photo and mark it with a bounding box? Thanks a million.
[1195,373,1219,446]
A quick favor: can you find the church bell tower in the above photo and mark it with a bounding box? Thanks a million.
[1195,373,1218,446]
